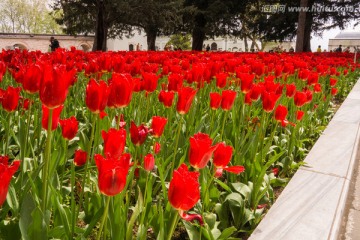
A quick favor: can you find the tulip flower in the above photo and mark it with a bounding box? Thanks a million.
[21,64,42,94]
[143,153,155,171]
[330,78,337,87]
[221,90,237,111]
[107,73,133,108]
[102,128,127,158]
[215,72,227,88]
[249,84,264,101]
[74,149,87,166]
[142,72,159,92]
[59,116,79,140]
[85,79,109,113]
[95,153,130,196]
[261,91,280,112]
[213,143,245,177]
[130,121,149,146]
[209,92,222,110]
[151,116,167,138]
[176,87,197,114]
[296,110,305,121]
[1,86,21,112]
[331,88,338,96]
[158,90,175,108]
[313,83,322,93]
[168,73,183,92]
[237,72,254,93]
[39,63,75,109]
[294,91,307,107]
[168,164,200,211]
[41,105,63,130]
[153,142,161,154]
[286,84,296,98]
[189,133,217,169]
[0,156,20,206]
[274,105,288,122]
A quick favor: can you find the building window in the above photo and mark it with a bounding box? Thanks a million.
[211,42,217,51]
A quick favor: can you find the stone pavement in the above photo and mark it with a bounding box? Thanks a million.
[340,142,360,240]
[249,79,360,240]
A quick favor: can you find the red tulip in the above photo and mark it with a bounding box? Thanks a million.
[95,153,130,196]
[21,64,42,94]
[168,164,200,211]
[237,73,254,93]
[85,79,109,113]
[107,73,133,108]
[130,121,149,146]
[274,105,288,122]
[329,78,337,87]
[296,110,305,121]
[313,83,322,93]
[153,142,161,154]
[221,90,237,111]
[0,156,20,206]
[307,72,319,85]
[249,84,263,101]
[102,128,127,158]
[213,143,244,177]
[286,84,296,98]
[40,63,75,109]
[209,92,222,110]
[1,86,21,112]
[142,72,159,92]
[42,105,63,130]
[189,133,217,169]
[213,143,233,168]
[261,91,280,112]
[168,73,183,92]
[0,61,6,82]
[158,90,175,108]
[59,116,79,140]
[144,153,155,171]
[74,149,87,166]
[294,91,307,107]
[177,87,197,114]
[215,72,227,88]
[331,88,338,96]
[151,116,167,138]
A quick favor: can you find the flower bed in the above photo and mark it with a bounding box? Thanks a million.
[0,49,359,239]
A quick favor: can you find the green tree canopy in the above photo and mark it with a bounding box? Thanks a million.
[0,0,62,34]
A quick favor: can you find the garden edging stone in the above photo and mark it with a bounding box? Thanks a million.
[249,78,360,240]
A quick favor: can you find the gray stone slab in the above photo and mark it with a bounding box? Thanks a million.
[331,98,360,124]
[249,169,345,240]
[301,121,360,178]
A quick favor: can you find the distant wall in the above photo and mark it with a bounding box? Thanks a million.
[0,33,94,52]
[328,39,360,52]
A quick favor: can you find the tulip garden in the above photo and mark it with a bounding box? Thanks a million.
[0,49,359,240]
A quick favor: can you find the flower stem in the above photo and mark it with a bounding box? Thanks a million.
[170,115,182,179]
[166,210,180,240]
[4,113,11,155]
[75,114,97,223]
[97,196,111,240]
[220,111,228,140]
[41,108,53,213]
[70,160,76,238]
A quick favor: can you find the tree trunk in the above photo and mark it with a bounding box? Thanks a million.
[303,11,313,52]
[244,36,249,52]
[191,13,206,51]
[145,27,157,51]
[295,0,308,52]
[93,0,107,51]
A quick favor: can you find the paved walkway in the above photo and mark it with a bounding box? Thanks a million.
[340,142,360,239]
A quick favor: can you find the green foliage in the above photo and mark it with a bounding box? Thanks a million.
[167,33,192,50]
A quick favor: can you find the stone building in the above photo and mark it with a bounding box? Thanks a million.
[328,32,360,52]
[0,33,94,52]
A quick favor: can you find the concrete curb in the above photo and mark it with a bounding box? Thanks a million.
[249,79,360,240]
